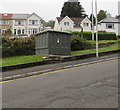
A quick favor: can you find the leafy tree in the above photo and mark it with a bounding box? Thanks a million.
[60,2,87,18]
[97,10,107,21]
[90,14,96,25]
[44,20,55,28]
[5,28,13,36]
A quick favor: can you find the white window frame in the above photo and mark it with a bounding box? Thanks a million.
[83,23,89,27]
[22,29,24,34]
[106,23,114,29]
[14,29,16,35]
[64,22,69,26]
[2,21,9,25]
[29,20,38,25]
[15,20,24,25]
[2,29,6,34]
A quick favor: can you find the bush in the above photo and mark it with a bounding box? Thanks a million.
[71,35,92,51]
[2,35,35,57]
[72,32,117,40]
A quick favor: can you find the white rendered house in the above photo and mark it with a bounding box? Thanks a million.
[54,16,92,32]
[97,17,120,36]
[12,13,42,36]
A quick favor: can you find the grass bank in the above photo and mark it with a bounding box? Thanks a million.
[2,56,46,67]
[72,42,119,55]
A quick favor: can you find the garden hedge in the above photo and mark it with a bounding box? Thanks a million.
[71,35,92,51]
[2,35,35,57]
[72,32,117,40]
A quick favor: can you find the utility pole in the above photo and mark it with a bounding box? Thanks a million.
[95,0,99,57]
[92,0,94,40]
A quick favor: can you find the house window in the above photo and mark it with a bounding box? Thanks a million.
[2,29,6,34]
[29,20,38,25]
[22,29,24,34]
[15,20,24,25]
[3,14,8,16]
[84,23,89,26]
[14,29,16,35]
[2,21,9,25]
[64,22,69,26]
[18,30,21,34]
[106,24,114,29]
[29,29,31,34]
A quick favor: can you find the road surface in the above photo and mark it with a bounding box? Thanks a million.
[2,58,119,108]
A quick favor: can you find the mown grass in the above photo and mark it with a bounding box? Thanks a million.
[87,40,117,45]
[2,55,46,67]
[71,42,119,55]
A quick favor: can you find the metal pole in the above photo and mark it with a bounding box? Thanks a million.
[95,0,99,57]
[92,0,94,40]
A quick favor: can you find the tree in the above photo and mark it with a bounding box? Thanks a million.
[90,14,96,25]
[97,10,107,21]
[5,28,13,36]
[44,20,55,28]
[60,2,87,18]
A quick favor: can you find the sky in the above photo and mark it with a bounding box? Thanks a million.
[0,0,119,21]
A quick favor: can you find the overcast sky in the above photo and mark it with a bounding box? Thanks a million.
[0,0,119,21]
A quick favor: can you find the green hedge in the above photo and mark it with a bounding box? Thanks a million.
[2,35,35,57]
[72,32,117,40]
[71,35,92,51]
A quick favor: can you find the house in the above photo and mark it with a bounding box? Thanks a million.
[98,17,120,36]
[0,14,13,35]
[54,16,92,32]
[0,13,43,36]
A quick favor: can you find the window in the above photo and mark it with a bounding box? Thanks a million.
[29,28,38,34]
[84,23,89,26]
[22,29,24,34]
[18,30,21,34]
[106,24,114,29]
[64,22,69,26]
[14,29,16,35]
[2,29,6,34]
[29,20,38,25]
[29,29,31,34]
[15,20,24,25]
[2,21,9,25]
[3,14,8,16]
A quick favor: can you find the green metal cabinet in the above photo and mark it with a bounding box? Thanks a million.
[35,30,71,55]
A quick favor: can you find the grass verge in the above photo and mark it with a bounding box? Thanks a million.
[87,40,117,45]
[2,56,46,67]
[71,42,119,55]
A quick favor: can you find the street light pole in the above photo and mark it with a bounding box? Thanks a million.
[92,0,94,40]
[95,0,99,57]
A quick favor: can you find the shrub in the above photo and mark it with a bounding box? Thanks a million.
[2,35,35,57]
[72,32,117,40]
[71,35,92,51]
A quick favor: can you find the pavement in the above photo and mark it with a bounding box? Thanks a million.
[2,58,119,108]
[2,54,119,80]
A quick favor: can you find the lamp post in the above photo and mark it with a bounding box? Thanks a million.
[95,0,99,57]
[92,0,94,41]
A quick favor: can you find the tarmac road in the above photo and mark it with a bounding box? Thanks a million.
[2,58,119,108]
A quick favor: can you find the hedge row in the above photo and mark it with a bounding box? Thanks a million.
[2,35,35,57]
[72,32,117,40]
[71,35,92,51]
